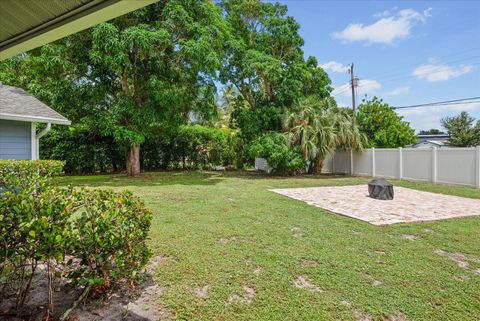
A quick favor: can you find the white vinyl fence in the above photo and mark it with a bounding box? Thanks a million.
[325,147,480,189]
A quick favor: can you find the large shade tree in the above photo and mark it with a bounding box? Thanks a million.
[283,96,367,173]
[219,0,332,141]
[0,1,228,176]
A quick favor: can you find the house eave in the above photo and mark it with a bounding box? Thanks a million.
[0,0,158,60]
[0,113,71,125]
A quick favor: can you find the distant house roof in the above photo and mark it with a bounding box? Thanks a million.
[412,140,450,148]
[0,85,71,125]
[417,134,450,142]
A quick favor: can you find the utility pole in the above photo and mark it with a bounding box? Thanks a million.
[348,63,359,112]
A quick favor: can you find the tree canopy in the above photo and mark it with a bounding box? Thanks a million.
[219,0,332,141]
[0,1,228,176]
[356,97,417,148]
[441,111,480,147]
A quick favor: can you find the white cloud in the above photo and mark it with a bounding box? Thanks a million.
[398,102,480,131]
[412,63,475,82]
[320,61,350,73]
[385,86,410,96]
[331,8,432,45]
[332,79,381,97]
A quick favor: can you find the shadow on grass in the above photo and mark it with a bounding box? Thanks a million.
[54,171,225,187]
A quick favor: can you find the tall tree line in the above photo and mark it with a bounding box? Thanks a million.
[0,0,334,175]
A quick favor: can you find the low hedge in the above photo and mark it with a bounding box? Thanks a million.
[0,160,152,319]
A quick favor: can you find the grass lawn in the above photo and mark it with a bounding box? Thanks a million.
[55,171,480,321]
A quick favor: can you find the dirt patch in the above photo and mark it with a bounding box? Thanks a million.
[145,255,168,274]
[368,250,386,255]
[0,257,171,321]
[300,258,320,267]
[401,234,419,241]
[228,286,256,304]
[383,313,408,321]
[193,285,210,299]
[252,267,263,275]
[219,236,243,244]
[292,276,323,293]
[357,314,374,321]
[291,227,304,238]
[434,249,480,270]
[423,228,433,233]
[371,279,382,286]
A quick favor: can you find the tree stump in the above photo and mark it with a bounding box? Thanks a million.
[368,178,394,200]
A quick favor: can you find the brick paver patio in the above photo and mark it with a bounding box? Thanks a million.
[271,185,480,225]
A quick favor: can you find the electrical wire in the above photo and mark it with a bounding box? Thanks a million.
[393,97,480,109]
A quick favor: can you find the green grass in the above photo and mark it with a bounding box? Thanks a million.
[55,171,480,320]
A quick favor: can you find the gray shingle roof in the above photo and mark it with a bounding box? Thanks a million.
[0,85,70,125]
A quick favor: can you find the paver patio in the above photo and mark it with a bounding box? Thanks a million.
[271,185,480,225]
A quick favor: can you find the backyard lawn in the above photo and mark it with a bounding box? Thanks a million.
[56,171,480,321]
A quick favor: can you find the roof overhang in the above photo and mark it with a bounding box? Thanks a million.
[0,113,71,125]
[0,0,158,61]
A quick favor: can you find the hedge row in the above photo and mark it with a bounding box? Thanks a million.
[41,125,239,174]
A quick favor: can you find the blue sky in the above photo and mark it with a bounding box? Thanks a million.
[274,0,480,132]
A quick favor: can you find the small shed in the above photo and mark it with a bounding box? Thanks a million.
[0,85,70,160]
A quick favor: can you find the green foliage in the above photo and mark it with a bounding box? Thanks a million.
[70,189,152,285]
[0,1,229,175]
[419,129,446,135]
[283,96,367,173]
[0,160,64,191]
[143,125,238,170]
[219,0,332,142]
[0,161,152,317]
[441,111,480,147]
[356,97,417,148]
[247,132,305,174]
[40,127,124,174]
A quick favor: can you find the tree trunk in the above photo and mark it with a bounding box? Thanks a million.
[126,145,141,177]
[315,159,323,174]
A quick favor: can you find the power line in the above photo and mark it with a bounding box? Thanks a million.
[393,97,480,109]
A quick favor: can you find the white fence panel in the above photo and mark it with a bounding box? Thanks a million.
[402,149,432,182]
[334,150,351,174]
[323,153,334,173]
[330,146,480,189]
[375,149,398,178]
[437,148,476,186]
[353,149,372,176]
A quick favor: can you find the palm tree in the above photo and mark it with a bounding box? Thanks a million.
[283,96,366,173]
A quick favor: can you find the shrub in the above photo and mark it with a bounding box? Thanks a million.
[0,161,152,319]
[0,160,64,190]
[70,189,152,286]
[247,132,305,174]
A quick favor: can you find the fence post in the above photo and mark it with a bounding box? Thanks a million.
[476,146,480,189]
[350,149,354,175]
[431,147,437,183]
[371,147,376,177]
[398,147,403,180]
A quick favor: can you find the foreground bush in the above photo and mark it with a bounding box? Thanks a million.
[247,133,305,174]
[0,161,152,319]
